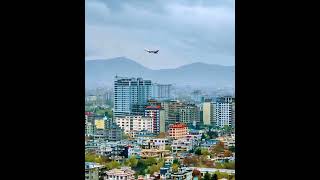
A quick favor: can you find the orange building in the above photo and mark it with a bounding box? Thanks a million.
[168,123,188,139]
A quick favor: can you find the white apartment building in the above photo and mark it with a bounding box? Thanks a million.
[214,97,235,128]
[171,138,194,153]
[116,116,153,134]
[114,77,152,118]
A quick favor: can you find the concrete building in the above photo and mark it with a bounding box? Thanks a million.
[86,95,97,104]
[167,100,186,129]
[106,123,123,141]
[114,76,152,118]
[85,162,105,180]
[171,138,193,153]
[95,119,106,130]
[85,121,95,137]
[179,104,200,127]
[115,116,153,134]
[168,123,188,139]
[149,138,169,150]
[160,101,170,130]
[187,167,235,177]
[214,96,235,128]
[232,101,235,128]
[152,83,172,100]
[140,149,170,159]
[104,167,135,180]
[145,105,165,134]
[168,167,193,180]
[202,100,214,126]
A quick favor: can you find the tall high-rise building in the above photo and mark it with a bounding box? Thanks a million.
[114,76,152,118]
[179,104,200,127]
[152,83,172,100]
[214,96,235,128]
[144,105,164,134]
[232,101,235,128]
[202,100,214,126]
[167,100,185,127]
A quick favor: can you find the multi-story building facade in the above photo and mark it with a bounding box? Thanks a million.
[85,162,106,180]
[214,96,235,128]
[106,123,123,141]
[202,100,215,126]
[114,77,152,118]
[167,100,186,128]
[179,104,200,127]
[115,116,153,134]
[231,101,235,128]
[85,121,95,137]
[95,118,107,130]
[144,105,165,134]
[168,123,188,139]
[152,83,172,100]
[171,138,193,153]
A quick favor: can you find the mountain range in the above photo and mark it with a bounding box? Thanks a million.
[85,57,234,89]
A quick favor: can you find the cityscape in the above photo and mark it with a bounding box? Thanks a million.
[85,77,235,180]
[85,1,235,180]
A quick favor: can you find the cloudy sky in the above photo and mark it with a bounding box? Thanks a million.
[85,0,235,69]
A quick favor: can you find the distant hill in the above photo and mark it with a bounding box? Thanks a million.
[85,57,234,89]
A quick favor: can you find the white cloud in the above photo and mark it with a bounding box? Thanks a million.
[85,0,235,69]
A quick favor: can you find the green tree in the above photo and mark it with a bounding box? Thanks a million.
[148,164,159,175]
[128,156,138,168]
[172,163,179,173]
[229,146,235,152]
[122,132,129,140]
[203,172,211,180]
[173,159,180,165]
[85,153,96,162]
[145,157,157,166]
[201,133,206,140]
[212,141,225,155]
[165,145,172,151]
[214,171,229,179]
[195,148,202,155]
[207,131,218,139]
[211,174,218,180]
[106,161,120,170]
[201,149,210,156]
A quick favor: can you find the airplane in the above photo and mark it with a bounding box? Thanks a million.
[144,48,159,54]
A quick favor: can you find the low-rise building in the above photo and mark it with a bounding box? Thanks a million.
[86,121,96,137]
[127,145,141,158]
[106,123,123,141]
[116,116,153,134]
[104,167,135,180]
[149,138,169,150]
[85,162,106,180]
[217,135,235,149]
[140,149,170,159]
[171,138,193,153]
[168,167,193,180]
[168,123,188,139]
[187,167,235,177]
